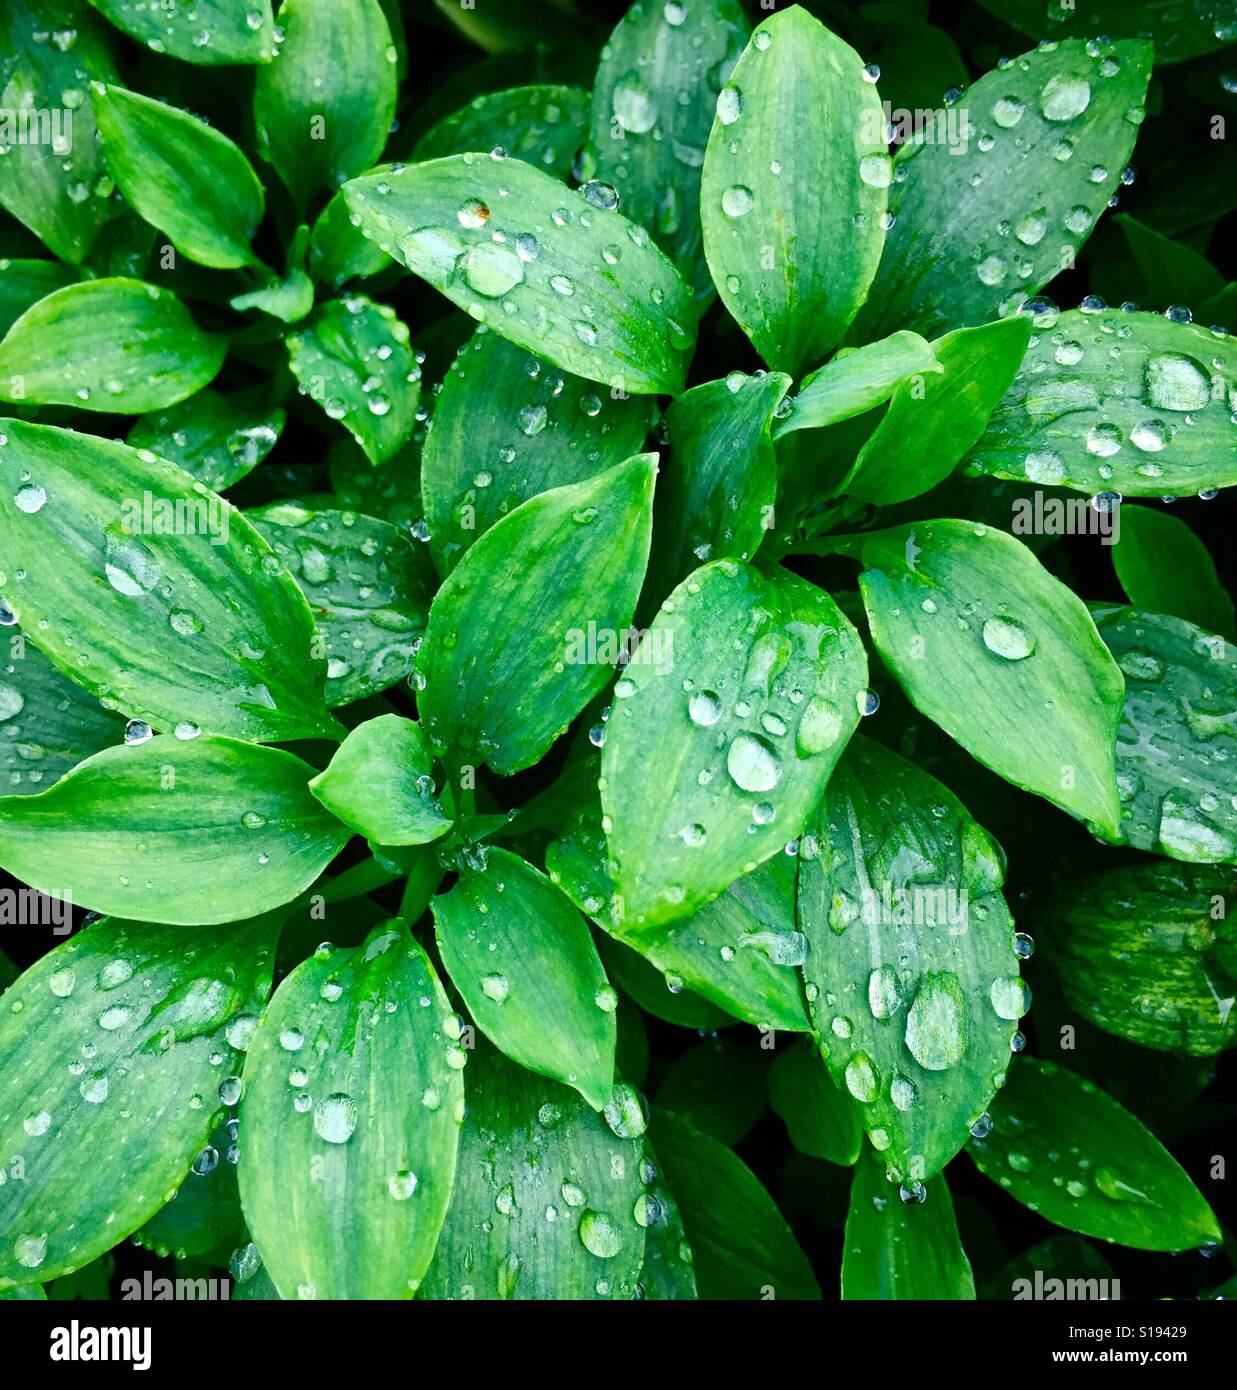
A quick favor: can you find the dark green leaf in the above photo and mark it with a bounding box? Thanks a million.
[0,736,350,924]
[135,1118,243,1260]
[0,278,225,412]
[420,1044,647,1300]
[964,307,1237,496]
[842,1149,975,1299]
[603,558,867,927]
[286,295,420,465]
[253,0,396,207]
[239,924,463,1299]
[309,715,452,846]
[856,520,1124,833]
[0,421,339,742]
[1111,506,1235,640]
[652,1108,820,1300]
[418,452,656,775]
[0,259,76,337]
[767,1038,862,1166]
[599,935,731,1030]
[1116,214,1225,308]
[586,0,748,300]
[417,85,589,178]
[982,1234,1115,1301]
[344,154,696,395]
[309,184,393,290]
[89,0,276,66]
[640,1139,698,1301]
[127,388,284,492]
[0,913,278,1288]
[432,847,615,1108]
[854,39,1152,341]
[798,737,1021,1183]
[975,0,1234,64]
[655,1036,766,1146]
[969,1057,1221,1252]
[700,6,888,375]
[1096,605,1237,862]
[92,84,264,269]
[421,325,651,573]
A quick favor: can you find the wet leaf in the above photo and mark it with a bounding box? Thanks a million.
[767,1038,863,1166]
[127,389,284,493]
[1111,506,1235,640]
[89,0,276,65]
[417,85,589,178]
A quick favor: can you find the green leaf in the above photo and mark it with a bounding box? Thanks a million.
[309,715,452,847]
[230,269,314,324]
[843,317,1032,506]
[432,847,615,1108]
[0,635,125,795]
[420,1043,647,1300]
[586,0,748,300]
[253,0,396,208]
[0,4,117,264]
[0,421,339,742]
[0,913,278,1288]
[599,935,730,1030]
[842,1150,975,1299]
[1044,861,1237,1055]
[1111,506,1235,640]
[418,452,656,775]
[651,1108,820,1300]
[856,520,1124,833]
[309,184,394,290]
[639,1139,698,1300]
[798,737,1021,1183]
[649,370,789,594]
[964,307,1237,497]
[421,325,651,573]
[975,0,1234,64]
[88,0,276,66]
[655,1036,767,1146]
[700,6,888,376]
[969,1057,1221,1252]
[91,84,264,270]
[982,1234,1115,1301]
[773,330,941,439]
[767,1039,862,1166]
[286,295,420,465]
[249,503,434,709]
[0,259,76,338]
[127,388,284,492]
[0,736,350,924]
[135,1117,243,1260]
[602,558,866,928]
[546,763,813,1031]
[344,154,696,395]
[416,85,589,179]
[0,278,225,412]
[853,39,1153,340]
[239,924,463,1299]
[1094,605,1237,862]
[1116,214,1225,308]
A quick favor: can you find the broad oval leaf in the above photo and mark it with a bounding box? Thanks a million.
[842,1150,975,1299]
[420,1044,646,1300]
[421,325,651,573]
[0,736,350,924]
[239,924,463,1299]
[249,502,434,709]
[963,308,1237,496]
[969,1057,1221,1252]
[0,421,338,742]
[1095,605,1237,862]
[798,737,1021,1184]
[586,0,749,300]
[1044,861,1237,1056]
[309,183,394,290]
[768,1038,863,1166]
[309,715,452,847]
[417,85,589,178]
[418,452,657,775]
[0,913,278,1288]
[842,317,1032,506]
[0,636,124,795]
[1112,506,1235,640]
[854,39,1153,340]
[0,259,76,338]
[344,154,696,395]
[602,558,867,928]
[857,520,1124,833]
[253,0,396,206]
[127,388,285,493]
[700,6,888,376]
[0,279,225,412]
[91,84,264,270]
[432,847,615,1108]
[286,295,420,465]
[651,1108,820,1300]
[88,0,276,66]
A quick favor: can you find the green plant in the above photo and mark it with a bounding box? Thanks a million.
[0,0,1234,1306]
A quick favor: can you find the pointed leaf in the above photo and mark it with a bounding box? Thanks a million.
[1112,506,1235,640]
[416,85,589,178]
[88,0,276,65]
[127,389,285,493]
[768,1038,863,1166]
[0,260,76,338]
[975,0,1232,64]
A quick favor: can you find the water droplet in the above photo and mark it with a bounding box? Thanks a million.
[579,1210,623,1258]
[904,972,967,1071]
[726,732,781,792]
[1145,353,1211,412]
[982,616,1035,660]
[721,184,754,218]
[14,484,46,514]
[1040,73,1091,120]
[313,1092,358,1144]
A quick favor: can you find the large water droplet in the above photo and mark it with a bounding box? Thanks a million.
[313,1092,358,1144]
[904,972,967,1071]
[1144,353,1211,412]
[726,732,781,792]
[1040,73,1091,120]
[982,616,1035,661]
